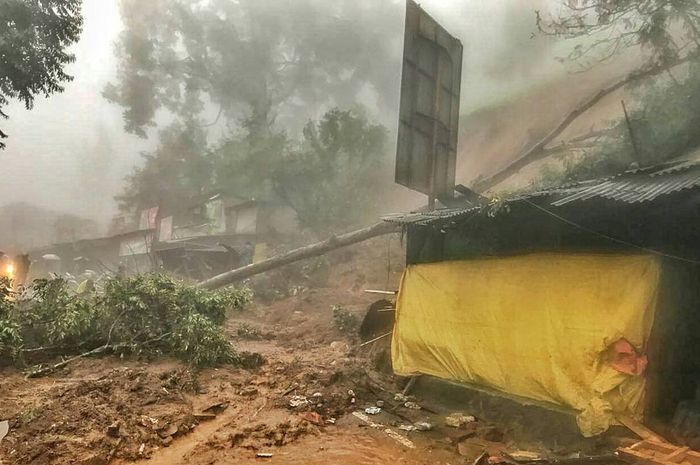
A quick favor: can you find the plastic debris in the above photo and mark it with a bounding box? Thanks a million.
[365,406,382,415]
[445,412,476,428]
[399,421,432,432]
[0,420,8,443]
[414,421,433,431]
[289,395,310,408]
[352,411,416,449]
[505,450,544,462]
[257,452,274,458]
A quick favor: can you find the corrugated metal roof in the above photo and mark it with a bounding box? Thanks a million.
[384,160,700,226]
[550,160,700,205]
[383,206,480,226]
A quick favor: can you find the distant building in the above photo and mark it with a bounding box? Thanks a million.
[27,192,299,281]
[154,193,298,280]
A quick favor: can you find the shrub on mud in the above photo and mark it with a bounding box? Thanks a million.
[0,274,252,368]
[332,304,359,334]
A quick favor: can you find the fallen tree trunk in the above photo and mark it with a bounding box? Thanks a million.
[473,56,694,193]
[198,221,401,290]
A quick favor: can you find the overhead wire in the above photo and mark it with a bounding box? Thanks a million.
[521,198,700,265]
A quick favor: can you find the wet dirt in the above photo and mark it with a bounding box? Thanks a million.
[0,239,523,464]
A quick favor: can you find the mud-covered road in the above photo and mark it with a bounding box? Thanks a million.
[0,253,479,465]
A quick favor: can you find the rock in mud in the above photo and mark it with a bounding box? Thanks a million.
[458,440,487,460]
[414,421,433,431]
[241,386,259,396]
[158,423,179,438]
[445,412,476,428]
[479,425,504,442]
[105,420,120,438]
[298,411,324,426]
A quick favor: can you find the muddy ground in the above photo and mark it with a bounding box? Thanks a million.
[0,240,628,464]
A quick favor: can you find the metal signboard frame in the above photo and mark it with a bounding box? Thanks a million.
[395,0,463,205]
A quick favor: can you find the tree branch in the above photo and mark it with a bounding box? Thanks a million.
[473,55,695,193]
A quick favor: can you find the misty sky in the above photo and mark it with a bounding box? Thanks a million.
[0,0,566,229]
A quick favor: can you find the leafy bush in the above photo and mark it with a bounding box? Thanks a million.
[332,305,359,334]
[235,323,262,340]
[0,274,252,368]
[170,313,236,367]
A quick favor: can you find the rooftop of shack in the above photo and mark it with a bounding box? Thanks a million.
[384,160,700,264]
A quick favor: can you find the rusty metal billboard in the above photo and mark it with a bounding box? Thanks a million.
[395,0,462,200]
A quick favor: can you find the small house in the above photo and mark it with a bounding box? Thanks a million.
[154,193,298,279]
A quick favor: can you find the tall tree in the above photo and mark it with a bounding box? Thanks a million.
[537,1,700,68]
[116,121,212,214]
[477,1,700,191]
[104,0,400,137]
[0,0,83,149]
[271,108,388,233]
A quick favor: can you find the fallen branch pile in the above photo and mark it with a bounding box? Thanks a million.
[0,274,252,375]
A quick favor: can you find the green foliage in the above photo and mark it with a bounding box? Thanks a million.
[332,305,359,335]
[538,1,700,69]
[120,107,390,235]
[0,274,252,368]
[116,121,213,213]
[235,323,261,340]
[0,277,23,361]
[0,0,83,148]
[105,0,399,138]
[169,313,235,367]
[272,108,389,233]
[24,277,99,347]
[212,123,289,200]
[535,60,700,187]
[107,1,399,227]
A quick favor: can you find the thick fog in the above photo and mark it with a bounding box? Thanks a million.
[0,0,565,239]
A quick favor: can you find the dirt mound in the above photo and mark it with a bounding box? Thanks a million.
[1,365,200,464]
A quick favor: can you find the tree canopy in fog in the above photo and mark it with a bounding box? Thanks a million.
[0,0,83,149]
[118,107,388,234]
[107,0,400,234]
[538,0,700,69]
[104,0,400,136]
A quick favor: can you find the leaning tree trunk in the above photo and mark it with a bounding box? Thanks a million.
[198,221,401,290]
[473,55,694,193]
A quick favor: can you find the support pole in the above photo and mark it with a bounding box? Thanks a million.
[198,221,401,290]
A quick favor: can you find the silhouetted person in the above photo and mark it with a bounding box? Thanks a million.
[242,241,254,266]
[13,254,30,289]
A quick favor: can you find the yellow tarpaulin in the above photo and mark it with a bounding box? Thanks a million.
[392,253,661,436]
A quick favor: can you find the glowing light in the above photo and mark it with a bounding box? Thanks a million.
[5,263,14,278]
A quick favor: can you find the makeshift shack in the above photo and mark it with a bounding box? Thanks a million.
[154,193,298,280]
[385,160,700,437]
